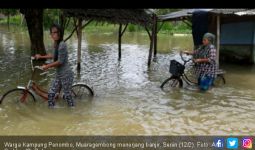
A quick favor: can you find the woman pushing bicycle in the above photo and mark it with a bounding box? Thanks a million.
[35,24,75,108]
[182,32,217,91]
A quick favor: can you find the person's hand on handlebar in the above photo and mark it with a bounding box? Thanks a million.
[193,59,199,63]
[34,54,54,60]
[40,61,60,71]
[34,64,49,71]
[41,64,49,71]
[34,54,42,60]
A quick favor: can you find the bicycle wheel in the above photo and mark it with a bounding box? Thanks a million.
[213,75,226,87]
[184,64,198,84]
[160,76,183,92]
[0,88,36,106]
[71,84,94,100]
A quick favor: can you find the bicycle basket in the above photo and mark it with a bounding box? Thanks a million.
[169,60,185,76]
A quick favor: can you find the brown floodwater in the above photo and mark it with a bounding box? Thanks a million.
[0,25,255,135]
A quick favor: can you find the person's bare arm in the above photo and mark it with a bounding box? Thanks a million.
[194,58,209,63]
[42,42,68,70]
[35,54,53,60]
[42,61,61,70]
[194,47,216,63]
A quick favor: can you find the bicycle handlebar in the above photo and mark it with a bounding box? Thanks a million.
[31,57,49,75]
[180,51,194,65]
[34,66,43,70]
[31,57,35,71]
[39,71,49,76]
[34,66,50,76]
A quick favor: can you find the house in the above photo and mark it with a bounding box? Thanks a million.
[0,13,6,20]
[158,9,255,64]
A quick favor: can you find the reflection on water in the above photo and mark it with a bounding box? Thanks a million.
[0,25,255,135]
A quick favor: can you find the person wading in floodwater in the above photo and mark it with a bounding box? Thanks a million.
[34,23,75,107]
[182,32,217,91]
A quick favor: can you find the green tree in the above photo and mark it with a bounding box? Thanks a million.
[43,9,61,29]
[0,9,18,30]
[20,9,46,55]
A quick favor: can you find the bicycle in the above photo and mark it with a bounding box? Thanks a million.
[160,51,226,91]
[0,57,94,106]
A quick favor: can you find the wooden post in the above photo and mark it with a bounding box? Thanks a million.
[153,15,158,58]
[216,15,220,69]
[117,23,128,61]
[57,10,60,24]
[20,14,24,26]
[252,26,255,63]
[148,35,153,66]
[118,24,122,61]
[7,14,10,31]
[145,26,153,66]
[77,18,82,71]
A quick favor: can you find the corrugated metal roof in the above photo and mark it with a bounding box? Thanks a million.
[210,9,246,14]
[158,9,255,21]
[234,9,255,16]
[158,9,192,21]
[158,9,212,21]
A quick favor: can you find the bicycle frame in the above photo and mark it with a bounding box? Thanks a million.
[16,57,58,101]
[179,52,226,86]
[181,73,197,86]
[0,57,94,104]
[178,52,198,86]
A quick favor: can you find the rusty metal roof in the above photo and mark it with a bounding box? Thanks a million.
[62,9,155,27]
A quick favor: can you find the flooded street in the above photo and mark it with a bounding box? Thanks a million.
[0,25,255,135]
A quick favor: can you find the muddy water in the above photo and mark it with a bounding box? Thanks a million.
[0,25,255,135]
